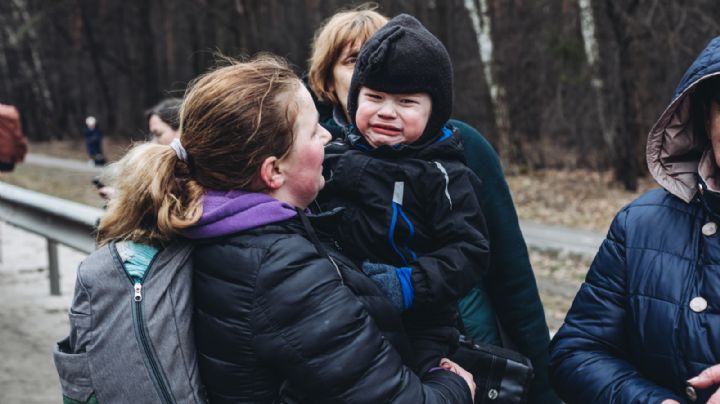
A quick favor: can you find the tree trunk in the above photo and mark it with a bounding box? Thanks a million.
[463,0,511,168]
[0,28,13,101]
[78,0,116,128]
[578,0,615,154]
[606,0,640,191]
[11,0,55,116]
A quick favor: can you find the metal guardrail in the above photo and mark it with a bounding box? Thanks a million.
[0,181,102,295]
[25,153,103,173]
[0,178,605,297]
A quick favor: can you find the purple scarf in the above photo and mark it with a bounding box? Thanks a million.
[182,190,297,239]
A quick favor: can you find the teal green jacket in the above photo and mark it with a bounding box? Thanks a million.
[318,103,559,404]
[451,120,558,404]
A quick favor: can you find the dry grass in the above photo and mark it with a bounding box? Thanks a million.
[2,139,134,208]
[24,141,660,234]
[29,138,132,163]
[0,164,105,208]
[7,143,660,333]
[507,169,658,233]
[529,248,593,332]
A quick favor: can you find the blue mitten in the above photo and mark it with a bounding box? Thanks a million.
[361,262,414,311]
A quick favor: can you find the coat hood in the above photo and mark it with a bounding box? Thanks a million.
[647,37,720,202]
[182,190,297,239]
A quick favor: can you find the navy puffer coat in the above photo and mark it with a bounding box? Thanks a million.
[549,37,720,403]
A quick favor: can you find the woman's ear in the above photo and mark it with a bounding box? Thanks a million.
[259,156,284,190]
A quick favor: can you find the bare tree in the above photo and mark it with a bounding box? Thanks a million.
[578,0,616,166]
[463,0,511,166]
[2,0,720,189]
[10,0,55,115]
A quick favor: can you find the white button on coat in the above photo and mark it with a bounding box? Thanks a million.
[690,297,708,313]
[702,222,717,236]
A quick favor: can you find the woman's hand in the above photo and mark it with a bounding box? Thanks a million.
[439,358,476,402]
[687,364,720,404]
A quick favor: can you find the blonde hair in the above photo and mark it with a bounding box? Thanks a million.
[97,54,302,246]
[308,4,388,105]
[96,143,202,246]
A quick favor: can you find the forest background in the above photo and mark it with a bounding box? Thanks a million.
[6,6,719,397]
[2,0,720,189]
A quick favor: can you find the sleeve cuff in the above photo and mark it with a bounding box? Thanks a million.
[395,266,414,310]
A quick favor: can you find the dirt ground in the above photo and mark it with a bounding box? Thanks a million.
[0,222,82,403]
[29,138,132,163]
[507,168,658,233]
[17,141,663,233]
[0,219,582,402]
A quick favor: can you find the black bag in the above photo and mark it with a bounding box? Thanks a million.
[450,335,534,404]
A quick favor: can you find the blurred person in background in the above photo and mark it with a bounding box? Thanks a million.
[307,5,558,403]
[0,103,28,172]
[97,98,182,200]
[84,115,105,166]
[145,98,181,145]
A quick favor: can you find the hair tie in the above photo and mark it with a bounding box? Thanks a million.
[169,138,188,162]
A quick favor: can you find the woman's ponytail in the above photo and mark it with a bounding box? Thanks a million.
[96,142,203,247]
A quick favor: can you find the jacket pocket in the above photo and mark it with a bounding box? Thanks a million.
[68,311,92,353]
[53,337,96,403]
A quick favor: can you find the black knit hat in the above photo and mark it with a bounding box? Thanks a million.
[347,14,453,146]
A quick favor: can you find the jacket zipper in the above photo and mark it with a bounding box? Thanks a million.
[114,243,175,404]
[132,283,175,404]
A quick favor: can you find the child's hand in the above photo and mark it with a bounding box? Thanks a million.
[439,358,476,402]
[361,262,413,310]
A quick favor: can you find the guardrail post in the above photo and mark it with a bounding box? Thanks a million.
[1,182,104,295]
[48,239,60,296]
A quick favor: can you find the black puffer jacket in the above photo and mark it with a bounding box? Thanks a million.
[317,126,490,371]
[193,212,472,404]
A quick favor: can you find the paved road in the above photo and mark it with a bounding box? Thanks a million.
[520,221,604,257]
[0,222,81,403]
